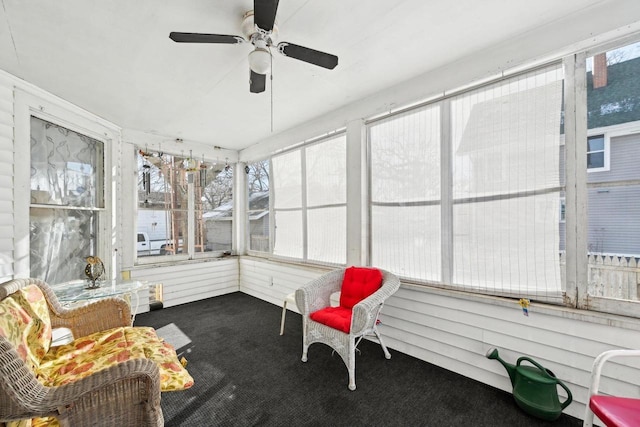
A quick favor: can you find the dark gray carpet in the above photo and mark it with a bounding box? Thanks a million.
[135,292,582,427]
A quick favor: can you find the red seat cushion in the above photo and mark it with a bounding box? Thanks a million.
[310,306,353,333]
[339,267,383,309]
[590,395,640,426]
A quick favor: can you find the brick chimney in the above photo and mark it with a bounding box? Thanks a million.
[593,53,608,89]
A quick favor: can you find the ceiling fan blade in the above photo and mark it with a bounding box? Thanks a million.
[277,42,338,70]
[250,70,266,94]
[169,32,244,44]
[254,0,279,32]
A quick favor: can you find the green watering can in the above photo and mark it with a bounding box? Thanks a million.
[486,348,572,421]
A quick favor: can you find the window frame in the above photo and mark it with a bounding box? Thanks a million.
[13,89,117,281]
[366,63,566,303]
[246,132,348,267]
[134,148,234,266]
[246,158,272,254]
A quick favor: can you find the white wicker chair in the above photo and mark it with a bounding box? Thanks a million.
[295,268,400,390]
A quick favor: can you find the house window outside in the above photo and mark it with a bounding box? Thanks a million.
[136,150,232,261]
[587,134,606,170]
[29,116,104,284]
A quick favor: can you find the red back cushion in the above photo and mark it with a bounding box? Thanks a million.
[339,267,383,309]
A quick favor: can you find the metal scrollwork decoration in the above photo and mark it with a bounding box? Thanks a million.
[84,256,105,289]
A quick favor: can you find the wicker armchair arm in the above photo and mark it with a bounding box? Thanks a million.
[25,279,132,336]
[49,298,132,337]
[295,269,345,316]
[350,270,400,335]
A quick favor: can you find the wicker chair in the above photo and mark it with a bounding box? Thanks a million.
[0,278,163,427]
[295,267,400,390]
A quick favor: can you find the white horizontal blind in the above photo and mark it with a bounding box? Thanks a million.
[451,64,564,299]
[369,105,441,281]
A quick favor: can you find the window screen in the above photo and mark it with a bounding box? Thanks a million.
[369,105,442,282]
[451,65,564,298]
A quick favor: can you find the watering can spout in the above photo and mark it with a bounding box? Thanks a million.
[486,348,517,386]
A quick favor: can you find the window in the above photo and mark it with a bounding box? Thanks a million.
[305,137,347,264]
[29,116,104,284]
[247,160,270,252]
[587,134,607,170]
[368,64,564,301]
[451,66,564,299]
[136,150,232,261]
[249,134,347,265]
[584,40,640,311]
[369,106,441,282]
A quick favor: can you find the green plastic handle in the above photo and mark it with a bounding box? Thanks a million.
[517,357,573,409]
[558,379,573,409]
[517,356,554,378]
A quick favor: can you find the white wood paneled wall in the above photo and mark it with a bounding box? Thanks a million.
[239,255,640,421]
[0,75,13,283]
[130,258,239,309]
[239,257,330,312]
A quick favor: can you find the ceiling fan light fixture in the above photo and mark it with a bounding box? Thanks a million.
[248,48,271,74]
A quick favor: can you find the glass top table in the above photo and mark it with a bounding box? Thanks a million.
[51,279,149,303]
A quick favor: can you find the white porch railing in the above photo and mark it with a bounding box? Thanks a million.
[561,253,640,300]
[587,254,640,300]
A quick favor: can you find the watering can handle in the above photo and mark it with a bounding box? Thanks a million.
[557,379,573,409]
[517,357,573,409]
[516,356,552,376]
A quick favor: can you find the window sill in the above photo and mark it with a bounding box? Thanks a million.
[402,280,640,332]
[132,254,237,270]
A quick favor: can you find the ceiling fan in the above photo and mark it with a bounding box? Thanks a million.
[169,0,339,94]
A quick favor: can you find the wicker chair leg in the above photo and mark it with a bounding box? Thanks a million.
[348,338,357,391]
[374,328,392,360]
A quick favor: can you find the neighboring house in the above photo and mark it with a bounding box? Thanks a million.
[203,191,270,252]
[582,54,640,256]
[203,201,233,251]
[247,191,270,252]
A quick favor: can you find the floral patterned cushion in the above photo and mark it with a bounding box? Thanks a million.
[11,286,52,360]
[0,297,38,373]
[38,326,194,392]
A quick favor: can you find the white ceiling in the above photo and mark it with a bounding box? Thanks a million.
[1,0,639,152]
